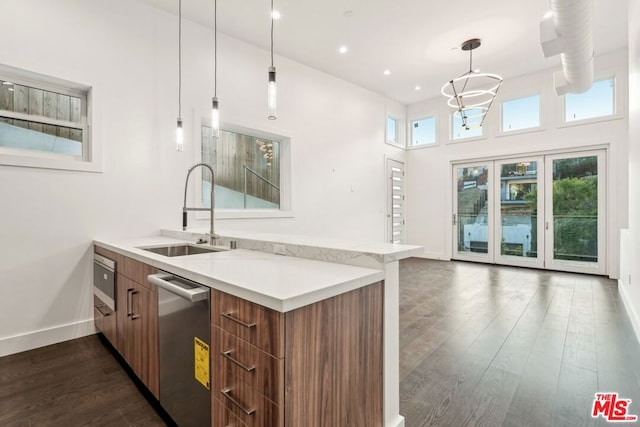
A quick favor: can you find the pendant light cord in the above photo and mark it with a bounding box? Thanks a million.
[214,0,217,97]
[270,0,274,67]
[178,0,182,117]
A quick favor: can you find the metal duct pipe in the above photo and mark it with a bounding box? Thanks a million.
[540,0,594,95]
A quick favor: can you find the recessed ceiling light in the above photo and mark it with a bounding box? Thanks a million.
[338,45,348,54]
[543,10,553,19]
[473,68,481,73]
[8,87,14,92]
[272,10,281,20]
[1,81,12,85]
[383,69,391,76]
[415,86,421,91]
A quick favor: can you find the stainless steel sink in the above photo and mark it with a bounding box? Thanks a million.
[139,244,226,257]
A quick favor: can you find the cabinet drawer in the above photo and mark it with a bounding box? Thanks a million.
[93,295,116,346]
[216,381,283,427]
[213,326,284,405]
[120,257,158,291]
[212,290,284,358]
[213,396,247,427]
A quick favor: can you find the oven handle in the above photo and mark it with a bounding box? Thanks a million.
[148,273,209,303]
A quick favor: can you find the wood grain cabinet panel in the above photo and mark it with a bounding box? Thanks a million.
[284,282,384,427]
[211,282,384,427]
[212,326,284,405]
[93,295,116,346]
[212,290,284,358]
[212,396,247,427]
[114,270,159,399]
[216,380,283,427]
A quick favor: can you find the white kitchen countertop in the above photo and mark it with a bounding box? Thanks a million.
[94,236,385,312]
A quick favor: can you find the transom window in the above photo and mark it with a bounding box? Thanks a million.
[386,116,398,145]
[410,116,436,146]
[564,77,615,122]
[502,94,540,132]
[452,109,483,140]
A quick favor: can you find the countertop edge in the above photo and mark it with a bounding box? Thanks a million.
[93,238,385,312]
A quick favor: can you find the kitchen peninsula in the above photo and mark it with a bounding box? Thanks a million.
[94,230,422,427]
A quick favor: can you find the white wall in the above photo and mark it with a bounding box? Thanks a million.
[0,0,405,356]
[620,0,640,340]
[405,50,629,278]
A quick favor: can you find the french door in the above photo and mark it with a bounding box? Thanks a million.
[452,150,606,274]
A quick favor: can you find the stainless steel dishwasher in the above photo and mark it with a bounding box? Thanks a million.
[148,272,211,427]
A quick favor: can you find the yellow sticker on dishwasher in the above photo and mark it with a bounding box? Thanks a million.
[194,336,210,390]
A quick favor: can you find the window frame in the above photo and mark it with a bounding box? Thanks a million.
[448,109,485,143]
[385,115,404,148]
[558,74,622,128]
[195,117,293,220]
[407,115,438,149]
[0,64,97,172]
[499,92,543,135]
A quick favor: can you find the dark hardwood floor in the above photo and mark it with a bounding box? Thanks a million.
[2,259,639,426]
[400,258,640,427]
[0,335,167,426]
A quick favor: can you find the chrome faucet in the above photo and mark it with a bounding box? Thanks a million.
[183,163,219,244]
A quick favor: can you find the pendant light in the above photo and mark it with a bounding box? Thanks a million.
[267,0,277,120]
[211,0,220,135]
[176,0,184,151]
[440,38,502,130]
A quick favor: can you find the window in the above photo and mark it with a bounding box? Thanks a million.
[410,117,436,146]
[452,109,483,140]
[386,116,398,145]
[0,65,91,170]
[502,94,540,132]
[201,125,283,210]
[564,77,615,122]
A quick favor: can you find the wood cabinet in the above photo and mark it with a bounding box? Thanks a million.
[94,246,159,399]
[211,281,383,427]
[93,295,116,345]
[116,273,159,398]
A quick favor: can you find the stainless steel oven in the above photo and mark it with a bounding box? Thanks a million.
[93,253,116,310]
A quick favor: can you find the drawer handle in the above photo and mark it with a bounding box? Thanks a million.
[220,388,255,415]
[127,289,140,320]
[222,350,255,372]
[221,312,256,329]
[95,304,111,317]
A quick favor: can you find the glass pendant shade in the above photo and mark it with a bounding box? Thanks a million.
[211,97,220,135]
[268,66,277,120]
[176,118,184,151]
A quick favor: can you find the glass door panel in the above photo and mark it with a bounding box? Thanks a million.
[453,163,493,262]
[494,158,544,268]
[544,151,606,274]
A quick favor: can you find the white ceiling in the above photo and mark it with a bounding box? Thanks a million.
[140,0,628,104]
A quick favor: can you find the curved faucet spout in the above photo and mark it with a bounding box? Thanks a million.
[182,163,218,244]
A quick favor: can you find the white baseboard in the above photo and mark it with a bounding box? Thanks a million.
[619,280,640,344]
[0,319,96,358]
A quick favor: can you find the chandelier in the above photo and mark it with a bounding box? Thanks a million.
[441,38,502,130]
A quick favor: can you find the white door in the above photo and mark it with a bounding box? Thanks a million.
[452,150,607,275]
[386,159,405,244]
[452,162,494,263]
[544,150,606,274]
[493,157,545,269]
